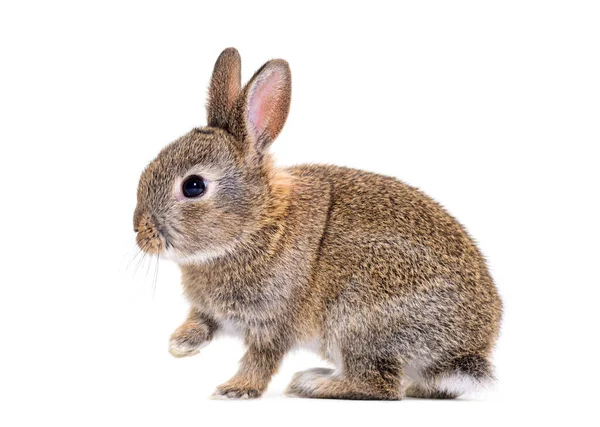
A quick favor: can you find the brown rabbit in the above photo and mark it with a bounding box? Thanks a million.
[133,48,502,400]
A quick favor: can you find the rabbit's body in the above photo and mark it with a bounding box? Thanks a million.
[178,164,501,399]
[134,49,502,400]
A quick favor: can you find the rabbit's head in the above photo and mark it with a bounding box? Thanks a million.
[133,48,291,263]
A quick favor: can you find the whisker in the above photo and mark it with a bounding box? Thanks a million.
[145,251,153,279]
[133,244,149,277]
[122,242,139,262]
[126,245,143,271]
[152,254,160,298]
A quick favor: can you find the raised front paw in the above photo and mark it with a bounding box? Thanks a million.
[212,382,263,400]
[168,322,211,358]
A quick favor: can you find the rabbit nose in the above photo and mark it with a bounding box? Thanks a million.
[133,207,143,233]
[134,211,151,233]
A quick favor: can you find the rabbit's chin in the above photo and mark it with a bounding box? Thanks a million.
[161,246,229,266]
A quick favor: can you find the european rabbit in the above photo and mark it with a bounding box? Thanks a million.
[134,48,502,400]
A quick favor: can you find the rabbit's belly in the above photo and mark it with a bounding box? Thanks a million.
[294,337,320,354]
[215,318,244,340]
[212,312,288,342]
[293,336,344,370]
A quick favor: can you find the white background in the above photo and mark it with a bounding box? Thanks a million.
[1,1,599,426]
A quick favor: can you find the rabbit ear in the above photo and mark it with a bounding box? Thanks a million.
[231,59,291,155]
[206,48,242,128]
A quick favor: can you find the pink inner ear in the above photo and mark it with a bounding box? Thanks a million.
[248,70,281,139]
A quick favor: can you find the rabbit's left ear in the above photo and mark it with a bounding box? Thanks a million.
[207,48,242,128]
[231,59,291,155]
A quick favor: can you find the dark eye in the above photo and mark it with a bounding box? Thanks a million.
[182,175,206,198]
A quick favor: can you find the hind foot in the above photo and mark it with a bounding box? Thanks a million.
[405,384,458,399]
[286,367,402,400]
[286,368,334,397]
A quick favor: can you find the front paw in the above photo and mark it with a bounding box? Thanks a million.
[212,382,263,400]
[168,323,210,358]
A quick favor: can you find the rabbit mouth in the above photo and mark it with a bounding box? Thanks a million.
[135,228,165,255]
[134,213,232,264]
[161,247,228,265]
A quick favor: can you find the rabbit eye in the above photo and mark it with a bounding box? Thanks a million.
[182,175,206,198]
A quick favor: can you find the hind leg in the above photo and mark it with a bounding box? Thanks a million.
[286,354,405,400]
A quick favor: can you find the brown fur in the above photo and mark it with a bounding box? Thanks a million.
[134,48,503,400]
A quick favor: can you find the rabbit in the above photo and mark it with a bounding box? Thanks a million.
[133,47,503,400]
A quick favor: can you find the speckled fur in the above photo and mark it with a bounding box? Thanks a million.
[134,48,502,400]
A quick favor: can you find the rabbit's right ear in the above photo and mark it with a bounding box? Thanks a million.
[207,48,242,129]
[229,59,291,157]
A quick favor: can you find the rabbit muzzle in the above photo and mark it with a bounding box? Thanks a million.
[134,214,165,255]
